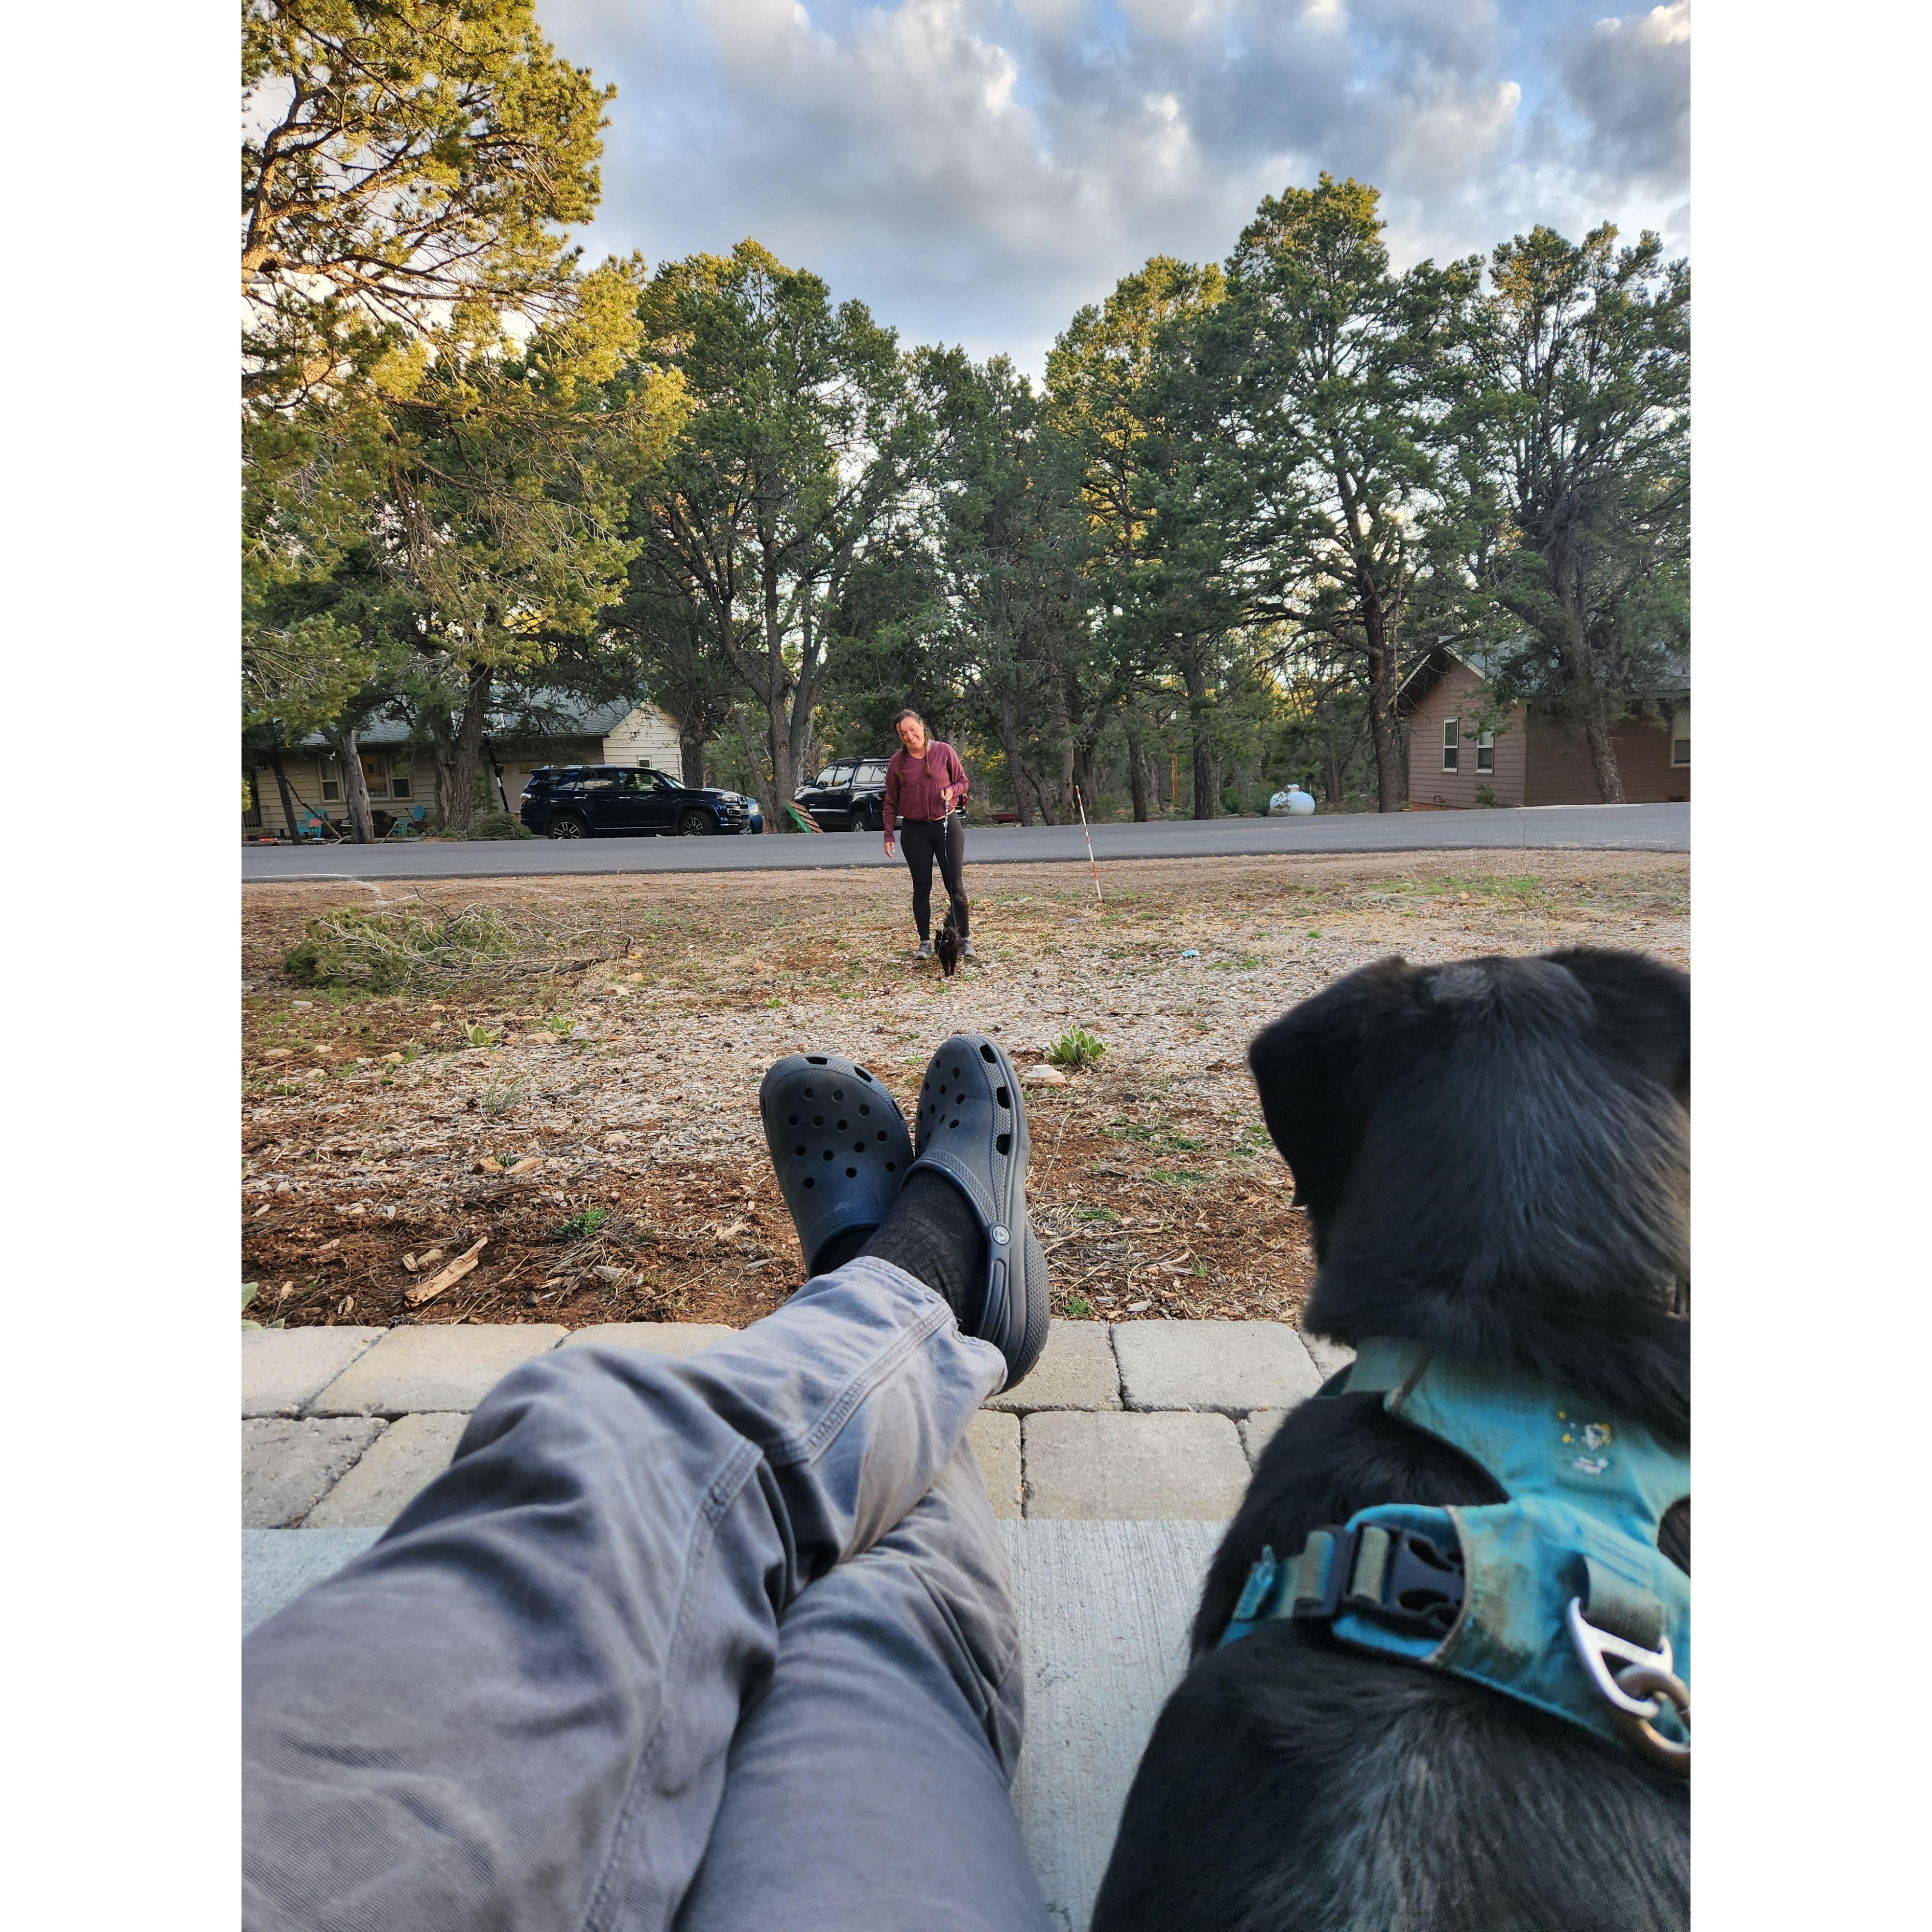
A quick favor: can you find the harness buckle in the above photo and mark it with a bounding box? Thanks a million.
[1565,1596,1690,1776]
[1296,1521,1466,1640]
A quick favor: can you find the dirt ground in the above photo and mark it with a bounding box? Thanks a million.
[241,850,1689,1333]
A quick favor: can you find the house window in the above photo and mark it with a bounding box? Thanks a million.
[1476,728,1494,773]
[319,757,341,802]
[1441,720,1459,772]
[389,760,413,800]
[360,752,389,800]
[1669,705,1690,768]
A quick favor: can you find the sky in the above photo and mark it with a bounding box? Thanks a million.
[541,0,1690,377]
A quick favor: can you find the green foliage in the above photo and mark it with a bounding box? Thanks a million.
[283,906,517,990]
[555,1207,609,1241]
[1047,1026,1108,1070]
[242,1283,284,1332]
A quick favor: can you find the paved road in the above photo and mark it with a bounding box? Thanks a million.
[242,801,1687,883]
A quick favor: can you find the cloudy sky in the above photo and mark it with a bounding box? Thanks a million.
[542,0,1690,376]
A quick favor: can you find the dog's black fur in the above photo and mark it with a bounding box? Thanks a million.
[934,906,962,978]
[1090,949,1690,1932]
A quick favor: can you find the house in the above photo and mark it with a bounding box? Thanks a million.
[243,694,683,838]
[1396,645,1689,809]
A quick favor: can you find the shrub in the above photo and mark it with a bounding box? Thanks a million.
[466,810,536,841]
[284,906,517,992]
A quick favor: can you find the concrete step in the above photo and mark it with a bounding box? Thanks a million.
[243,1518,1222,1932]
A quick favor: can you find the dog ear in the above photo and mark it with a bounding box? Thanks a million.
[1546,948,1690,1105]
[1247,959,1413,1231]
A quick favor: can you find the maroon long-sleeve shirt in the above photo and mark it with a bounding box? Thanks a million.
[882,740,968,835]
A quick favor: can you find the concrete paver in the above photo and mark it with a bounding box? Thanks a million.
[559,1322,736,1356]
[1241,1409,1287,1464]
[309,1324,567,1415]
[242,1327,387,1417]
[243,1417,385,1527]
[1300,1334,1357,1382]
[306,1412,471,1528]
[1023,1411,1250,1520]
[966,1411,1022,1520]
[1114,1321,1324,1415]
[984,1322,1121,1412]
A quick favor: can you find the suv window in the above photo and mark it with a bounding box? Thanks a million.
[810,764,844,788]
[639,768,678,791]
[856,761,890,786]
[575,772,618,792]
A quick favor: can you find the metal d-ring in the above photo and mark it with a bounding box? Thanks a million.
[1612,1661,1691,1776]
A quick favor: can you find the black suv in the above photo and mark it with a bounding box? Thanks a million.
[795,755,893,831]
[520,767,755,838]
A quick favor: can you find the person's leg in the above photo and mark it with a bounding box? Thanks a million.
[676,1442,1048,1932]
[939,812,971,938]
[243,1256,1005,1932]
[902,819,938,939]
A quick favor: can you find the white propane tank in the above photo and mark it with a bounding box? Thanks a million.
[1270,785,1316,816]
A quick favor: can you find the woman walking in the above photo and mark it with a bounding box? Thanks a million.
[882,709,975,962]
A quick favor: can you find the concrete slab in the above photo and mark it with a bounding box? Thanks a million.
[1113,1321,1323,1415]
[243,1527,382,1633]
[242,1417,385,1527]
[243,1327,388,1417]
[1023,1412,1250,1521]
[985,1323,1121,1412]
[306,1412,470,1528]
[1241,1409,1286,1465]
[559,1322,737,1356]
[309,1324,567,1415]
[1299,1333,1357,1382]
[1002,1519,1222,1932]
[966,1411,1022,1520]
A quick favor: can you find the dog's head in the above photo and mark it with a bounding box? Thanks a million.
[1249,949,1688,1410]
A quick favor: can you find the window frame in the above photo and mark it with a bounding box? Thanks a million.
[1441,718,1459,772]
[319,755,341,802]
[1476,727,1494,774]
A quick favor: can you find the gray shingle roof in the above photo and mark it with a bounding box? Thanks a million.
[297,689,646,750]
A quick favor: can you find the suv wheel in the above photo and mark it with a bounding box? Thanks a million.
[547,812,588,839]
[676,809,715,837]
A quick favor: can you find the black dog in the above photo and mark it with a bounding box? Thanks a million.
[1091,949,1690,1932]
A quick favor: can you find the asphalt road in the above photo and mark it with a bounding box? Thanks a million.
[242,802,1688,883]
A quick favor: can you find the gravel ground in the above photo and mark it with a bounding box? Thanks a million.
[241,851,1689,1332]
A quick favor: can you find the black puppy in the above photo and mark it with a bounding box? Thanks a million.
[1091,949,1690,1932]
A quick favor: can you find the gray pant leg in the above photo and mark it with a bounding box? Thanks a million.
[243,1259,1005,1932]
[678,1444,1049,1932]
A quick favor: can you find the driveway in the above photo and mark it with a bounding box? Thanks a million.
[242,801,1688,883]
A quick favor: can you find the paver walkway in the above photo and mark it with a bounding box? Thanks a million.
[242,1318,1353,1528]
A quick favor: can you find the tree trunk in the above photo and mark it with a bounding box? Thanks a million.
[1323,752,1345,804]
[1582,702,1627,803]
[429,664,494,834]
[1363,626,1403,813]
[1128,743,1156,822]
[1179,647,1217,820]
[266,743,299,838]
[733,709,777,829]
[995,697,1037,826]
[679,717,709,788]
[325,726,376,843]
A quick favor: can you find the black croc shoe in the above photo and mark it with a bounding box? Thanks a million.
[759,1055,914,1276]
[908,1034,1052,1388]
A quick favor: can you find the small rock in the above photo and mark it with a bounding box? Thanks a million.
[1022,1065,1068,1086]
[1125,1299,1152,1312]
[592,1264,628,1285]
[263,1048,293,1060]
[382,1052,404,1065]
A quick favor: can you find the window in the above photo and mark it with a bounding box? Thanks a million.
[1476,728,1494,773]
[858,761,890,785]
[1670,704,1690,767]
[1441,719,1459,772]
[389,758,413,800]
[360,751,389,800]
[812,766,839,787]
[319,756,341,802]
[640,768,677,791]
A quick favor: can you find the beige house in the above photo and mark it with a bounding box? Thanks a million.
[1396,645,1690,810]
[244,697,682,838]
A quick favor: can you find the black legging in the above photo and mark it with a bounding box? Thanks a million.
[898,815,969,940]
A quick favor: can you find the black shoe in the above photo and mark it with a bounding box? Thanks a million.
[906,1034,1051,1387]
[759,1055,913,1276]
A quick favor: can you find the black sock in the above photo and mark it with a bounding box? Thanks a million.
[846,1170,986,1324]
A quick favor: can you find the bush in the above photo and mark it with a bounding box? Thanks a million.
[465,810,536,841]
[284,906,518,991]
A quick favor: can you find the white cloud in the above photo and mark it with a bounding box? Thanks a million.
[544,0,1691,375]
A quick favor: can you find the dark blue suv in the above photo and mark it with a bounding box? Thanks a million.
[520,767,756,838]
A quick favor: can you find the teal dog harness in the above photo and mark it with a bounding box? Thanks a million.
[1217,1337,1690,1775]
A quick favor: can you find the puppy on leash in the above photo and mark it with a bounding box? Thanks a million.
[934,906,962,978]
